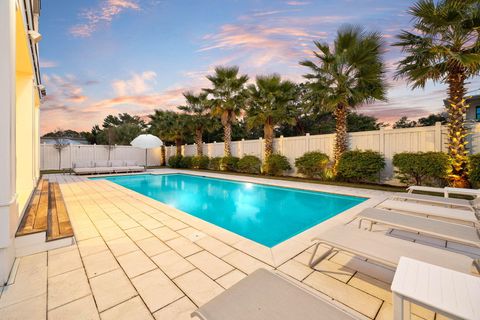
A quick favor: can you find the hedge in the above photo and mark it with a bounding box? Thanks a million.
[263,154,291,176]
[220,156,239,171]
[392,152,448,186]
[180,156,193,169]
[469,154,480,188]
[209,157,222,171]
[237,155,262,174]
[336,150,385,183]
[168,155,183,168]
[192,155,210,169]
[295,151,330,179]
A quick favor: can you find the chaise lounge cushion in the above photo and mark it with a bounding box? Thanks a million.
[192,269,357,320]
[95,160,110,167]
[73,161,92,169]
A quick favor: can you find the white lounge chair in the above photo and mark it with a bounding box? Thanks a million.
[72,161,95,175]
[407,185,480,198]
[309,225,479,274]
[377,199,479,226]
[391,192,479,212]
[191,268,358,320]
[94,160,113,174]
[356,208,480,248]
[124,160,145,172]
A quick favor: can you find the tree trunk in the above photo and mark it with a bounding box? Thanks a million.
[160,145,166,166]
[264,121,274,160]
[175,138,182,156]
[333,103,348,169]
[446,67,469,187]
[224,121,232,157]
[195,128,203,156]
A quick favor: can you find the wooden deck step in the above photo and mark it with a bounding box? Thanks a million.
[16,179,73,242]
[47,182,73,241]
[16,179,49,236]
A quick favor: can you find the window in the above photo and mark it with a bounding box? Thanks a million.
[477,106,480,121]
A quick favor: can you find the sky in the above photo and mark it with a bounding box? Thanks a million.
[39,0,480,134]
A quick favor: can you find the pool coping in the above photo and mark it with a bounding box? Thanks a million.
[88,169,392,267]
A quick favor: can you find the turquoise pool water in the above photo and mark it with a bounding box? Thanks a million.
[93,174,366,247]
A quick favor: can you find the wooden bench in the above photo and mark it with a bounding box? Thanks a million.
[16,179,73,241]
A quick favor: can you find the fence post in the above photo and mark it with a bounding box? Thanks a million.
[240,138,245,157]
[69,144,73,169]
[42,142,46,170]
[93,144,97,162]
[379,127,385,155]
[434,121,442,152]
[279,135,284,155]
[305,133,310,152]
[259,137,263,160]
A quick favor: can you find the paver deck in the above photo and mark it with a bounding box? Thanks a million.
[1,170,478,320]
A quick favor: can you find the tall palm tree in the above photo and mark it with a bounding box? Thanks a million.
[204,66,249,156]
[300,25,387,169]
[393,0,480,187]
[149,110,190,156]
[178,91,211,156]
[246,74,297,159]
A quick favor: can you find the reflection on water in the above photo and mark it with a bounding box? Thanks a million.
[96,174,366,247]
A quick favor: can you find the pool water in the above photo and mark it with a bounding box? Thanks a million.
[93,174,366,247]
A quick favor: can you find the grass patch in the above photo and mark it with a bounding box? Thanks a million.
[171,168,406,193]
[41,166,406,192]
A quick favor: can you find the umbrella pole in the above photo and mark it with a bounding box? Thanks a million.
[145,149,148,168]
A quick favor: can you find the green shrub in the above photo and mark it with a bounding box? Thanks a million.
[392,152,448,186]
[220,156,240,171]
[469,154,480,188]
[263,154,291,176]
[192,155,210,169]
[237,155,262,174]
[337,150,385,183]
[209,157,222,170]
[295,151,330,178]
[180,156,193,169]
[168,155,183,168]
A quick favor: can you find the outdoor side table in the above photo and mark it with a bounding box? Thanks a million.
[391,256,480,320]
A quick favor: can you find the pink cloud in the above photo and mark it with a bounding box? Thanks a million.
[112,71,157,96]
[41,59,58,68]
[286,1,310,6]
[70,0,140,37]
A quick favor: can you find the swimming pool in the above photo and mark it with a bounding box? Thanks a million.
[93,174,366,247]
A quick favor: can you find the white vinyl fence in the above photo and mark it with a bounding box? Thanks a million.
[41,144,162,170]
[41,123,480,181]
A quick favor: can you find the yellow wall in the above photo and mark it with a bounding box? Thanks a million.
[15,7,40,215]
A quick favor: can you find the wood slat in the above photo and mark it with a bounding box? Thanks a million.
[16,179,48,236]
[47,183,60,241]
[33,180,49,230]
[54,183,73,236]
[47,182,73,241]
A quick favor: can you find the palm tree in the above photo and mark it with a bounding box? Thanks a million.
[246,74,297,159]
[204,66,249,156]
[393,0,480,187]
[300,25,387,169]
[178,91,211,156]
[149,110,190,156]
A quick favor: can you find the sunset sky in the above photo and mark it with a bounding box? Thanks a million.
[39,0,480,134]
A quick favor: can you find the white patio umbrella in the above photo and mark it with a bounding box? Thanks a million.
[130,134,163,167]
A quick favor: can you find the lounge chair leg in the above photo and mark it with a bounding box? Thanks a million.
[393,292,409,320]
[308,242,333,268]
[473,259,480,274]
